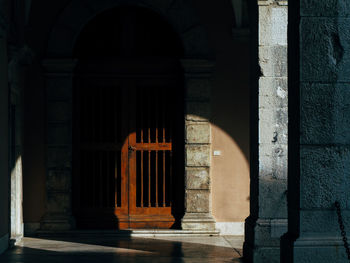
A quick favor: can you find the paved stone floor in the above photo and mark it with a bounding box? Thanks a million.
[0,235,243,263]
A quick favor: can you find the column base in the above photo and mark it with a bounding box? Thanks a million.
[288,235,347,263]
[243,216,287,263]
[40,213,75,231]
[181,213,216,231]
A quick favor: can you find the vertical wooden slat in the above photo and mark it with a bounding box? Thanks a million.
[127,82,138,216]
[148,150,151,207]
[118,150,123,208]
[92,152,96,207]
[116,87,121,143]
[106,151,110,207]
[140,90,143,143]
[113,87,118,208]
[155,88,158,143]
[169,95,172,143]
[163,150,166,207]
[99,151,103,207]
[79,151,83,208]
[113,87,117,143]
[162,89,166,143]
[169,151,173,206]
[92,87,96,142]
[141,150,143,207]
[86,87,90,141]
[84,86,88,141]
[100,87,104,142]
[155,150,158,207]
[120,82,130,213]
[148,90,151,143]
[115,151,118,207]
[75,83,80,210]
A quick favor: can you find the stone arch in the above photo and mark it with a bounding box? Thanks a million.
[42,0,217,232]
[47,0,212,58]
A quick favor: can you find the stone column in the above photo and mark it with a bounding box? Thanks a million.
[284,2,350,262]
[8,47,32,242]
[244,1,288,262]
[40,59,77,231]
[0,26,10,254]
[181,60,216,232]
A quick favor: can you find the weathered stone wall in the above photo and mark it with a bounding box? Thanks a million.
[182,60,216,231]
[244,0,288,262]
[286,1,350,262]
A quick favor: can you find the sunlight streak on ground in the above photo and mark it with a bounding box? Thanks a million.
[18,238,154,254]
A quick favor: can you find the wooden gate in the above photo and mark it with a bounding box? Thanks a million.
[73,64,183,229]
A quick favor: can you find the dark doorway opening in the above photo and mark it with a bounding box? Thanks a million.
[72,6,185,229]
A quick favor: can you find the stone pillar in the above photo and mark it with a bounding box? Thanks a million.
[284,1,350,262]
[8,47,32,242]
[0,26,10,254]
[244,1,288,262]
[40,59,77,231]
[181,60,216,231]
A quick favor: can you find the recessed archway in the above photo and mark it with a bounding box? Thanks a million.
[72,6,186,229]
[42,0,217,232]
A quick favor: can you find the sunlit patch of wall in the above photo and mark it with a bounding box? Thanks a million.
[211,125,249,233]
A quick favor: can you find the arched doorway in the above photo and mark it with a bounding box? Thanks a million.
[72,6,185,229]
[42,0,216,233]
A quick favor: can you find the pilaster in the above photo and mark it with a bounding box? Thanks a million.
[0,26,9,253]
[181,60,216,231]
[8,46,33,242]
[284,2,350,262]
[244,1,288,262]
[40,59,77,231]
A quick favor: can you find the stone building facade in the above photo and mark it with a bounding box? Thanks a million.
[0,0,349,262]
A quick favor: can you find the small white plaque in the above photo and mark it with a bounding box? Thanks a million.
[213,150,221,156]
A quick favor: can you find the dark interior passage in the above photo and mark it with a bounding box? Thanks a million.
[72,6,185,229]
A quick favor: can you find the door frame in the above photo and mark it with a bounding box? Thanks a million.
[73,67,182,228]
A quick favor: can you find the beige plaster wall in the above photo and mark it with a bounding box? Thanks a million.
[211,39,250,223]
[211,125,250,222]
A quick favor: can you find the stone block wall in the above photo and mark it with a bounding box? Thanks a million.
[42,59,217,232]
[286,1,350,262]
[244,1,288,262]
[181,60,216,231]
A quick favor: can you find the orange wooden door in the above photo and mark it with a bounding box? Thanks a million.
[127,78,177,228]
[74,74,182,229]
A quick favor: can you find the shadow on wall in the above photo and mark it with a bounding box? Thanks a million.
[22,0,251,229]
[70,5,250,227]
[191,0,250,161]
[72,4,250,164]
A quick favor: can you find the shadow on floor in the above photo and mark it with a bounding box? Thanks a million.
[0,236,243,263]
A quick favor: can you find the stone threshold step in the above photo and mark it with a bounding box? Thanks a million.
[32,229,221,238]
